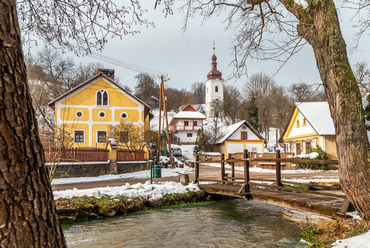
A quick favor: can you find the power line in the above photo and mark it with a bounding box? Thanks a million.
[50,42,167,77]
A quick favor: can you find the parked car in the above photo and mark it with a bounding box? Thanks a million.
[171,147,182,156]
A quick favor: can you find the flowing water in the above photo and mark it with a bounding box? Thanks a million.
[63,199,302,248]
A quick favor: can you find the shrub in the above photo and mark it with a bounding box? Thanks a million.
[296,145,329,170]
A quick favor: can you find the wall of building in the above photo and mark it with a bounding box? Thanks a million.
[48,160,149,178]
[324,135,338,159]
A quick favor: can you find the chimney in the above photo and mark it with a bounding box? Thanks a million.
[98,69,115,81]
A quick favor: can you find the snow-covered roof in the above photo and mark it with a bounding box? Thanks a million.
[215,120,266,144]
[295,102,335,135]
[172,111,206,119]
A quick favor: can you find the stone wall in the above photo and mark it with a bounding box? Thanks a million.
[48,160,150,178]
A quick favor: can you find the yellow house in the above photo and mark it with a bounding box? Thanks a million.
[48,70,152,149]
[214,120,266,155]
[280,102,337,159]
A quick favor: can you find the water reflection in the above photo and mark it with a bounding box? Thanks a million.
[64,199,301,248]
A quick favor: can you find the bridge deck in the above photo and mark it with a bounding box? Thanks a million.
[201,183,345,218]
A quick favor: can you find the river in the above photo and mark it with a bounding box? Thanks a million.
[64,199,303,247]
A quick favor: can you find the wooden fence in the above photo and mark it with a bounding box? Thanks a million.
[194,150,348,208]
[116,149,145,161]
[229,152,295,170]
[44,147,109,162]
[44,147,146,162]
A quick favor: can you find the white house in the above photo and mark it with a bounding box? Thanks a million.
[213,120,266,155]
[280,102,337,159]
[168,103,206,144]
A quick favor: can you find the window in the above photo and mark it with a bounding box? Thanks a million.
[97,131,107,143]
[296,120,300,128]
[215,86,218,92]
[193,121,198,126]
[184,121,189,126]
[303,118,307,126]
[98,111,106,118]
[187,133,192,137]
[119,130,129,143]
[75,111,83,118]
[97,89,108,105]
[74,130,84,143]
[296,143,301,155]
[121,112,128,119]
[241,131,248,140]
[305,142,311,154]
[252,147,257,152]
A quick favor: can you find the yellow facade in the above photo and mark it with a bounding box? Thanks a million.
[224,140,265,155]
[282,107,331,156]
[50,74,151,149]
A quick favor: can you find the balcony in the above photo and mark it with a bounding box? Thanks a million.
[169,125,202,132]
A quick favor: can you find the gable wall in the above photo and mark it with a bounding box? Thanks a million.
[283,108,317,140]
[53,77,149,148]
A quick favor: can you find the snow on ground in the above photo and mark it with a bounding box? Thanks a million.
[180,144,196,161]
[332,230,370,248]
[53,181,200,201]
[52,165,194,185]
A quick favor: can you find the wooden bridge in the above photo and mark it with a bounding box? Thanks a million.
[195,150,352,218]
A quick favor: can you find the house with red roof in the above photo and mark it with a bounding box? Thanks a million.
[168,103,206,144]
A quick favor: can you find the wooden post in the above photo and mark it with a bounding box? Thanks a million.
[195,154,199,183]
[276,149,283,186]
[221,153,225,183]
[228,153,235,182]
[244,149,250,194]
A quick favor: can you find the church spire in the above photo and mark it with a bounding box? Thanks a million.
[207,42,223,80]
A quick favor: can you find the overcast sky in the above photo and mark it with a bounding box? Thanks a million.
[30,2,370,93]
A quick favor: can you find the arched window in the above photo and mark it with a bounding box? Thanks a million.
[97,90,108,105]
[215,86,218,92]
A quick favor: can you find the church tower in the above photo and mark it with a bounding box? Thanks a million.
[205,43,224,119]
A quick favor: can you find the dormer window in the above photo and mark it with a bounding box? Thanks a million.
[215,86,218,92]
[97,89,108,105]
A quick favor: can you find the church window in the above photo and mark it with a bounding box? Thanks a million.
[215,86,218,92]
[97,89,108,105]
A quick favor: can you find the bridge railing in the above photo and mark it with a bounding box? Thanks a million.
[194,149,344,200]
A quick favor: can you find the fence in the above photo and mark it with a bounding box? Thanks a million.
[116,149,145,161]
[44,147,145,163]
[229,152,295,170]
[194,150,343,200]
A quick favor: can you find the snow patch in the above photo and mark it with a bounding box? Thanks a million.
[294,0,308,9]
[53,181,201,202]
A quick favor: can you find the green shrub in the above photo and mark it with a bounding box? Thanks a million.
[296,145,329,170]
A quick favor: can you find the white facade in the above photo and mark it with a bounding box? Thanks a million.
[205,78,224,119]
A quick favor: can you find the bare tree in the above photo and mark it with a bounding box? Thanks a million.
[134,73,160,108]
[243,72,275,140]
[191,82,206,104]
[160,0,370,226]
[289,80,326,102]
[223,85,241,125]
[354,60,370,96]
[1,0,157,246]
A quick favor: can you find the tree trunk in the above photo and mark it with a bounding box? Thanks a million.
[281,0,370,227]
[0,1,67,247]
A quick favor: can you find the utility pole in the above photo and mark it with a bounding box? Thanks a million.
[156,75,172,164]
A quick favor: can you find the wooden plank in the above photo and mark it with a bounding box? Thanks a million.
[249,182,346,199]
[201,183,345,217]
[251,178,341,190]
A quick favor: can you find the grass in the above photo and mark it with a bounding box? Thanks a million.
[299,219,366,247]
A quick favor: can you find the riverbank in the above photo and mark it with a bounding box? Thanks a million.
[56,188,213,226]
